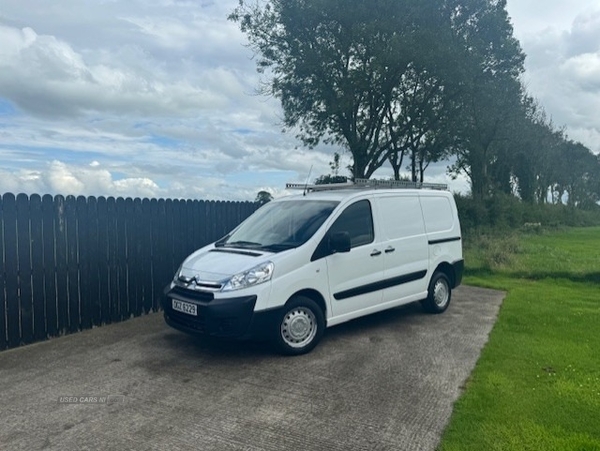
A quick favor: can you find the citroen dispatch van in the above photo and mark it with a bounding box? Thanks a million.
[163,179,463,355]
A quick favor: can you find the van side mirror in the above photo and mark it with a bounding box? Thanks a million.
[329,232,351,253]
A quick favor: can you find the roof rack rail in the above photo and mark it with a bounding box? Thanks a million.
[285,182,354,192]
[355,178,448,190]
[285,178,448,192]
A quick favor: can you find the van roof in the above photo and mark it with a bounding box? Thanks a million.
[276,188,452,203]
[278,179,451,202]
[286,179,448,192]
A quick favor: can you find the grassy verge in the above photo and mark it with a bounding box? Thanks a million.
[439,227,600,451]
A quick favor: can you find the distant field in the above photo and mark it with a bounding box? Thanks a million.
[439,227,600,451]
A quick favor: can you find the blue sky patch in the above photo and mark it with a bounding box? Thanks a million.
[0,100,18,117]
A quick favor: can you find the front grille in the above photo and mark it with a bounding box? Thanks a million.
[170,286,214,302]
[177,276,223,292]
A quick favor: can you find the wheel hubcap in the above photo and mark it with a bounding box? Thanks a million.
[281,307,317,348]
[433,280,449,307]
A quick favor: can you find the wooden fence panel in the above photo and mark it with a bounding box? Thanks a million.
[65,196,80,333]
[141,199,153,314]
[0,196,6,350]
[171,199,183,270]
[125,198,137,318]
[42,194,58,338]
[0,192,257,350]
[30,194,46,342]
[195,200,206,248]
[115,198,128,321]
[4,193,20,348]
[205,201,215,244]
[86,196,101,327]
[97,197,111,324]
[184,200,194,256]
[163,199,176,275]
[77,196,91,331]
[16,193,34,345]
[152,199,168,311]
[54,196,69,335]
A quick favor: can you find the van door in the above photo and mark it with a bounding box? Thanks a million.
[314,199,385,320]
[376,195,429,305]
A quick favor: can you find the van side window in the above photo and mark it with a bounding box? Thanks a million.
[311,200,375,261]
[329,200,374,248]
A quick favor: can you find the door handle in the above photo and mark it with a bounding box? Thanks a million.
[370,249,382,257]
[385,247,395,253]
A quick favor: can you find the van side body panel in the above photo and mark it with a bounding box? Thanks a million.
[375,194,430,306]
[325,190,462,327]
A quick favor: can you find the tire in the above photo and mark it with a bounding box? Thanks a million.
[421,271,452,314]
[274,296,325,356]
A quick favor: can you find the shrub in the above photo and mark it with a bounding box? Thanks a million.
[454,194,600,234]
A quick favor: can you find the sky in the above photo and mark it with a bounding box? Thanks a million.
[0,0,599,201]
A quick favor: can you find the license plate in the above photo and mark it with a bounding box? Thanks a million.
[172,299,197,316]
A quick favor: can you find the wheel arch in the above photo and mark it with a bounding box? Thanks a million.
[288,289,327,320]
[433,261,456,287]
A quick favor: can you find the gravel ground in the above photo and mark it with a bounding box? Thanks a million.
[0,285,505,451]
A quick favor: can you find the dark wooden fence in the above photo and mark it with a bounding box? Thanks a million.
[0,193,257,350]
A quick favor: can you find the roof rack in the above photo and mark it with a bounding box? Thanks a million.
[285,178,448,192]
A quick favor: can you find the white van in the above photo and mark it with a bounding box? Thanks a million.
[163,180,463,355]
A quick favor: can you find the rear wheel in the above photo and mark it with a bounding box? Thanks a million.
[421,271,452,313]
[274,296,325,355]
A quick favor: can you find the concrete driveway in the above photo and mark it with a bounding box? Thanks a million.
[0,286,504,451]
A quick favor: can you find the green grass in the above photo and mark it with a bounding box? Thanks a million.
[439,227,600,451]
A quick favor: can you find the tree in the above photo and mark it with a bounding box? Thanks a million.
[255,190,273,205]
[557,140,599,209]
[510,98,562,204]
[385,66,456,182]
[445,0,526,200]
[401,71,460,182]
[229,0,456,180]
[231,0,526,191]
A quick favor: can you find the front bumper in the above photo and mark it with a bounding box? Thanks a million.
[162,286,280,339]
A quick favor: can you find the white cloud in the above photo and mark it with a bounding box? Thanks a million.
[30,160,161,198]
[0,25,37,57]
[46,160,86,193]
[120,16,201,50]
[561,52,600,89]
[0,24,235,118]
[507,0,599,38]
[0,169,46,195]
[514,6,600,153]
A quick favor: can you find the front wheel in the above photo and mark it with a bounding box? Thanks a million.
[421,272,452,314]
[274,296,325,356]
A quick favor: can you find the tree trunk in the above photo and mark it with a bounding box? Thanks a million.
[469,157,488,201]
[411,149,417,182]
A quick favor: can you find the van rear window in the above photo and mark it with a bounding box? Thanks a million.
[421,197,454,233]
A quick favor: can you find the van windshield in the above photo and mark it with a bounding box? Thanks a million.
[216,200,339,252]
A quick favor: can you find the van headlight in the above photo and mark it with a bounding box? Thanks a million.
[222,261,274,292]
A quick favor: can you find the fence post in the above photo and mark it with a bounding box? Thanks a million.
[42,194,58,338]
[4,193,20,347]
[0,195,7,350]
[30,194,46,342]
